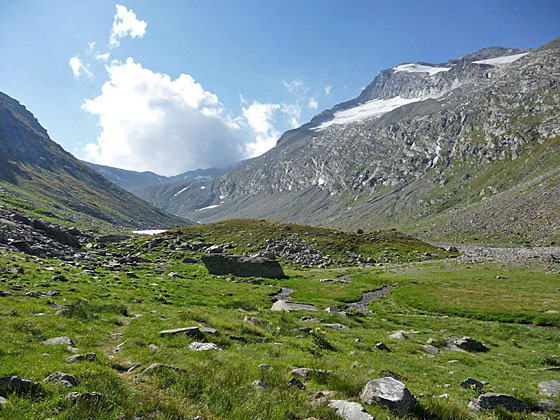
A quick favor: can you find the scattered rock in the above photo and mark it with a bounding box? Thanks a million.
[461,378,487,388]
[360,377,416,415]
[453,337,488,352]
[0,396,7,406]
[201,253,286,279]
[42,372,79,388]
[252,379,269,392]
[539,380,560,397]
[126,272,139,279]
[271,301,317,312]
[65,353,96,363]
[259,363,273,370]
[475,393,527,412]
[42,336,74,346]
[376,342,391,352]
[141,363,182,374]
[0,376,41,397]
[182,257,199,264]
[389,330,407,340]
[325,307,341,313]
[538,399,559,412]
[324,323,346,329]
[244,316,261,326]
[327,399,374,420]
[300,317,323,323]
[290,368,314,380]
[159,327,203,338]
[422,344,442,355]
[66,391,104,403]
[188,342,222,351]
[287,377,305,389]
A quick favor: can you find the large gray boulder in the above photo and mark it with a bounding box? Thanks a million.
[538,380,560,397]
[270,300,317,311]
[476,393,527,412]
[201,253,286,279]
[327,400,374,420]
[42,372,79,388]
[0,376,41,397]
[360,377,416,415]
[453,337,488,352]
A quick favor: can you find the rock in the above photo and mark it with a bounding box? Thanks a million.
[141,363,182,374]
[168,272,184,279]
[126,272,139,279]
[325,307,341,313]
[461,378,487,388]
[539,380,560,397]
[182,257,199,264]
[42,372,79,388]
[65,353,96,363]
[327,400,374,420]
[453,337,488,352]
[252,379,269,392]
[324,323,346,329]
[376,342,391,352]
[244,316,261,326]
[42,336,74,346]
[389,330,407,340]
[538,399,559,412]
[422,344,441,355]
[0,396,7,406]
[0,376,41,397]
[379,370,405,381]
[287,377,305,389]
[300,317,323,323]
[259,363,273,369]
[271,300,317,312]
[159,327,203,338]
[66,391,104,403]
[201,253,286,279]
[188,342,222,351]
[290,368,313,380]
[199,326,217,335]
[360,377,416,415]
[476,393,527,412]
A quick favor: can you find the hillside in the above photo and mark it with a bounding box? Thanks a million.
[0,92,187,230]
[162,37,560,244]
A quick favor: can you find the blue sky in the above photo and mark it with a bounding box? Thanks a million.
[1,0,559,175]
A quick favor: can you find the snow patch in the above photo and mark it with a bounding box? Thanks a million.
[472,52,529,66]
[393,63,451,75]
[196,204,221,211]
[133,229,167,235]
[173,186,189,197]
[200,186,206,190]
[314,96,431,130]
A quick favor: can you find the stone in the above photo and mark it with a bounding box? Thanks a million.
[327,400,374,420]
[42,336,74,346]
[290,368,313,380]
[300,317,323,323]
[422,344,442,355]
[0,376,41,397]
[252,379,269,392]
[244,315,261,326]
[461,378,487,388]
[360,377,416,415]
[199,326,217,335]
[538,380,560,397]
[325,307,341,313]
[159,327,203,338]
[66,391,104,403]
[287,377,305,389]
[42,372,79,388]
[476,393,527,412]
[189,342,222,351]
[126,272,139,279]
[259,363,273,369]
[271,300,317,312]
[324,323,346,329]
[182,257,200,264]
[453,337,488,352]
[389,330,407,340]
[538,399,559,412]
[201,253,286,279]
[0,396,7,406]
[141,363,182,374]
[65,353,96,363]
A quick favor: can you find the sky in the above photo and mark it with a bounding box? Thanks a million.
[1,1,559,176]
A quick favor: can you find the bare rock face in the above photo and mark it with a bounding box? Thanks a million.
[360,377,416,415]
[201,253,286,279]
[539,380,560,397]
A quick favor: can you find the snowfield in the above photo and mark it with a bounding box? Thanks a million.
[173,186,189,197]
[133,229,167,235]
[393,63,451,75]
[196,204,221,211]
[473,52,529,66]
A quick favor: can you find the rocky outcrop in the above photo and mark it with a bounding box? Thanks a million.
[201,253,286,278]
[360,377,416,415]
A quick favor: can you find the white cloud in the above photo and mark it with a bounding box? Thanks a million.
[282,79,305,94]
[88,41,96,51]
[242,101,281,157]
[308,97,318,110]
[281,103,301,128]
[96,52,110,61]
[324,85,332,96]
[69,56,93,78]
[82,58,246,175]
[109,4,147,48]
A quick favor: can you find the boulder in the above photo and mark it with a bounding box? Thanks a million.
[65,353,96,363]
[188,342,222,351]
[422,344,442,355]
[287,377,305,389]
[360,377,416,415]
[376,342,391,352]
[327,400,374,420]
[141,363,182,374]
[389,330,407,340]
[42,336,74,346]
[0,376,41,397]
[461,378,487,388]
[476,393,527,412]
[453,337,488,352]
[538,380,560,397]
[538,399,559,412]
[201,253,286,279]
[159,327,203,338]
[42,372,79,388]
[66,391,104,403]
[290,368,313,380]
[271,300,317,312]
[252,379,269,392]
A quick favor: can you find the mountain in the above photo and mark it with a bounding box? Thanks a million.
[166,37,560,244]
[0,91,187,230]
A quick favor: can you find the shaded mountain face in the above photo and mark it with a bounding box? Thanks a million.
[166,38,560,244]
[0,92,187,229]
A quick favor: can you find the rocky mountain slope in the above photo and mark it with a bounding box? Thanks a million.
[0,92,187,230]
[167,37,560,244]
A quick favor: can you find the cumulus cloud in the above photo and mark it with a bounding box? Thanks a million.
[83,58,246,175]
[96,52,110,61]
[308,97,318,110]
[324,85,332,95]
[109,4,147,48]
[69,57,93,78]
[241,101,282,157]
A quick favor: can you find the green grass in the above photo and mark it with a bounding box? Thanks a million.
[0,234,559,419]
